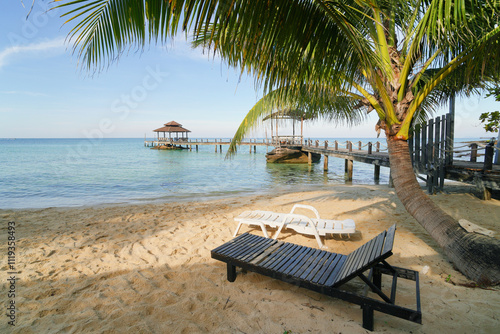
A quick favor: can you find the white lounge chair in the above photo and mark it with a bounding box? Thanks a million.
[233,204,356,248]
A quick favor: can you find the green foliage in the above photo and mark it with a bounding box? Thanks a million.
[479,111,500,133]
[486,86,500,101]
[479,86,500,133]
[56,0,500,142]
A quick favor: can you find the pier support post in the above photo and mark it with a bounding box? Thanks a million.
[345,159,353,181]
[220,145,222,153]
[308,152,312,165]
[484,144,494,170]
[215,145,217,153]
[470,143,478,162]
[324,155,329,171]
[374,165,380,181]
[196,145,198,151]
[254,145,256,153]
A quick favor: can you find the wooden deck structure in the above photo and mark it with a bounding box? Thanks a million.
[144,138,270,153]
[144,113,500,199]
[301,140,389,182]
[407,112,499,199]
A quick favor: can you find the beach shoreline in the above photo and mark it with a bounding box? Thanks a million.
[1,184,499,333]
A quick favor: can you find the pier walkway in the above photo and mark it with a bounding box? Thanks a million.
[145,132,499,199]
[144,138,270,153]
[301,139,389,182]
[302,139,499,199]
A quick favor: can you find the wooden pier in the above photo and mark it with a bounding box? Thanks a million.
[408,113,499,199]
[144,138,270,153]
[302,138,499,199]
[301,140,389,182]
[145,117,500,199]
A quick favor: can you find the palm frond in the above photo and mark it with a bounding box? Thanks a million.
[225,82,367,157]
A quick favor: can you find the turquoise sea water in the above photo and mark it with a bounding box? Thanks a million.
[1,137,394,209]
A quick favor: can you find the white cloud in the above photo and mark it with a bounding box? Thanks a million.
[0,37,65,69]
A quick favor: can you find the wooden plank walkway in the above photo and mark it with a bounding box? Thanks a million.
[301,144,390,167]
[144,138,271,147]
[144,138,270,153]
[145,135,500,198]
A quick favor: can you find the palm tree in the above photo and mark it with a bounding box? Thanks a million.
[56,0,500,284]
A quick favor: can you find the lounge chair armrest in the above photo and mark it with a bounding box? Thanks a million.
[290,204,320,219]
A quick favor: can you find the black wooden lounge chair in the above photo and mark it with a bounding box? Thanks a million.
[211,224,421,331]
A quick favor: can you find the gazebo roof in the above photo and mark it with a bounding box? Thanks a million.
[263,109,314,121]
[153,120,191,133]
[153,126,191,133]
[164,121,182,126]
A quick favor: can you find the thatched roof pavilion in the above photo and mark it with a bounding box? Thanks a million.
[153,121,191,140]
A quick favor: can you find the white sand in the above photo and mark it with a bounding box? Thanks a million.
[1,184,499,333]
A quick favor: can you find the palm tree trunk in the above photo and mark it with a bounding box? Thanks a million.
[386,136,500,285]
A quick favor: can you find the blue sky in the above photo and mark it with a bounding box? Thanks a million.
[1,1,498,139]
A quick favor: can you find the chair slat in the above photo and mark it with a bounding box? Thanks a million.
[281,247,315,275]
[239,238,277,262]
[222,233,265,257]
[358,233,386,270]
[336,231,386,283]
[211,233,250,254]
[231,236,274,260]
[381,224,396,255]
[268,244,303,272]
[289,248,322,277]
[261,243,297,268]
[321,255,347,286]
[300,251,332,280]
[307,252,337,282]
[248,241,284,265]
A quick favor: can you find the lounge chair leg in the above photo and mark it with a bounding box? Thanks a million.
[258,223,270,238]
[233,223,243,237]
[373,269,382,290]
[362,305,374,331]
[227,263,236,282]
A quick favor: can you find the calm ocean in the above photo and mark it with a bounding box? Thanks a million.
[1,137,394,209]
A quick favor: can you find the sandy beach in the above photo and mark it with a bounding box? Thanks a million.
[1,184,499,333]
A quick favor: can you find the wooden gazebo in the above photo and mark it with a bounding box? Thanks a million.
[153,121,191,141]
[263,109,307,146]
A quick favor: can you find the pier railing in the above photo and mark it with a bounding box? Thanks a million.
[300,139,389,182]
[452,141,498,169]
[303,139,388,153]
[144,138,273,153]
[148,138,273,145]
[272,135,303,146]
[148,136,495,169]
[146,133,498,198]
[408,112,499,195]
